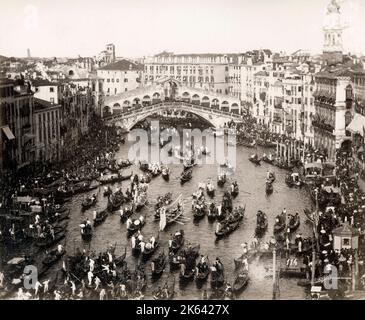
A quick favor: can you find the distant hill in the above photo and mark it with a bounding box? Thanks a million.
[0,55,8,63]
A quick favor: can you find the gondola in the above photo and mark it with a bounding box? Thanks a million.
[81,196,97,210]
[142,240,160,261]
[139,161,150,172]
[120,205,134,221]
[230,184,239,198]
[80,224,93,241]
[161,167,170,181]
[262,155,275,164]
[215,220,240,238]
[211,266,225,289]
[266,181,273,194]
[99,172,132,184]
[193,204,206,220]
[93,210,108,226]
[114,247,127,267]
[180,168,192,184]
[195,263,210,282]
[151,252,166,278]
[107,193,124,211]
[153,278,175,300]
[183,159,196,171]
[42,247,66,268]
[135,194,148,211]
[118,159,132,168]
[225,206,245,224]
[127,217,145,235]
[140,173,152,184]
[208,203,218,221]
[287,215,300,233]
[206,182,215,198]
[273,216,286,234]
[234,250,257,269]
[179,264,196,282]
[249,156,261,165]
[255,211,268,236]
[35,231,66,248]
[169,230,184,252]
[217,174,226,187]
[169,251,185,270]
[49,209,70,224]
[233,270,249,293]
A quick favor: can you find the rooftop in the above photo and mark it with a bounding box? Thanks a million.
[34,97,60,111]
[98,59,144,71]
[32,79,58,87]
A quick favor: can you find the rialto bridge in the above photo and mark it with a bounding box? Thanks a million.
[102,77,243,130]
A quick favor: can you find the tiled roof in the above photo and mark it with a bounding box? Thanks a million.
[34,98,60,111]
[32,79,58,87]
[98,59,144,71]
[332,222,359,236]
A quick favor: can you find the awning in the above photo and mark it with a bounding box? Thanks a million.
[347,113,365,136]
[1,126,15,140]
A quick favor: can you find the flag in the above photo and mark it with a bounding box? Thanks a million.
[159,210,166,232]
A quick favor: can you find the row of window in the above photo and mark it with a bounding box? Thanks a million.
[106,78,128,83]
[147,65,216,75]
[106,88,128,94]
[38,110,59,144]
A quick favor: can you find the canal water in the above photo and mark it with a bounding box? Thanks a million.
[61,131,313,300]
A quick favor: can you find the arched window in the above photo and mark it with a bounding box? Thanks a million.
[212,98,219,109]
[192,94,200,105]
[346,85,353,100]
[201,96,210,107]
[142,95,151,106]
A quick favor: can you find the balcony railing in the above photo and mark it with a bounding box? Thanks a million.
[103,101,243,121]
[312,120,334,133]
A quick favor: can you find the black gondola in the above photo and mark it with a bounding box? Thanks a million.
[208,203,218,221]
[151,252,166,278]
[80,223,92,240]
[180,168,192,184]
[93,210,108,226]
[153,278,175,300]
[255,211,268,236]
[217,174,226,187]
[127,217,145,235]
[169,230,184,252]
[35,231,66,248]
[42,247,66,268]
[249,156,261,165]
[81,196,97,210]
[287,214,300,233]
[266,181,273,194]
[215,220,240,238]
[233,270,249,293]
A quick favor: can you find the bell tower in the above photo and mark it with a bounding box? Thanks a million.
[323,0,344,65]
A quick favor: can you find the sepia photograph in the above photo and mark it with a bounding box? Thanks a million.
[0,0,365,305]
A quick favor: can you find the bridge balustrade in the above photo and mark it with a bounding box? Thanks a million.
[104,101,243,122]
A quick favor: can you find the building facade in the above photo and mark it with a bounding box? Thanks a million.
[33,98,61,162]
[143,52,232,95]
[0,79,35,171]
[96,60,143,98]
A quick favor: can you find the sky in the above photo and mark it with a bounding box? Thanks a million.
[0,0,364,58]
